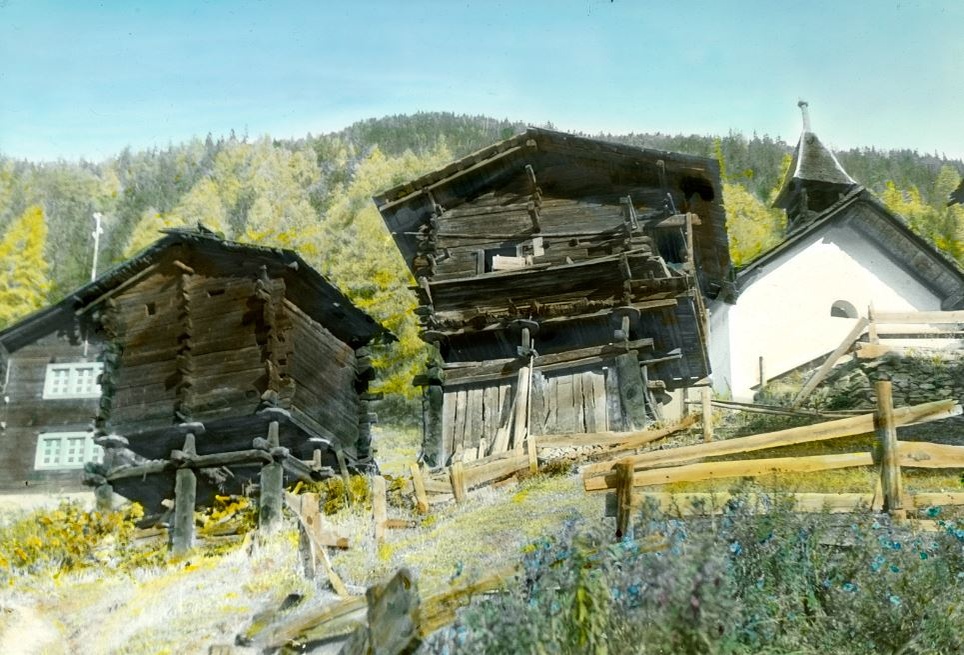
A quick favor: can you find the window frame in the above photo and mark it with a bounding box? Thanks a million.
[34,432,104,470]
[42,362,104,399]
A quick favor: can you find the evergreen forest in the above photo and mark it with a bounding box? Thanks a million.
[2,112,962,417]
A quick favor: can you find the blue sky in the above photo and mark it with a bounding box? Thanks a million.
[1,1,961,162]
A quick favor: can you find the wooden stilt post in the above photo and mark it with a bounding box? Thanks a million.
[172,431,197,554]
[615,459,634,540]
[874,380,905,519]
[94,482,114,513]
[701,386,714,442]
[373,475,388,544]
[259,419,284,531]
[512,324,534,453]
[410,463,429,514]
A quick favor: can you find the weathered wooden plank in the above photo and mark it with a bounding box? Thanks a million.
[441,389,458,464]
[587,452,876,492]
[449,461,467,502]
[443,338,655,385]
[583,399,961,479]
[372,475,387,544]
[555,374,576,433]
[875,381,904,517]
[604,365,623,432]
[792,318,869,407]
[873,310,964,324]
[410,463,429,514]
[466,386,483,450]
[604,492,876,517]
[453,389,468,456]
[898,442,964,468]
[910,492,964,507]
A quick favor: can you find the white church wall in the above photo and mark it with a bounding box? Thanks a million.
[717,222,944,400]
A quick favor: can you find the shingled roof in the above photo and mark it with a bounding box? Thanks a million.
[773,112,856,210]
[0,228,390,354]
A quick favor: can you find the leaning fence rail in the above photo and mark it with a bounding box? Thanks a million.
[583,382,963,537]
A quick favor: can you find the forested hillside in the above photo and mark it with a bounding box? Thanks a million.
[1,112,962,414]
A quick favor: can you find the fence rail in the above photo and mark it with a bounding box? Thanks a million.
[584,381,963,537]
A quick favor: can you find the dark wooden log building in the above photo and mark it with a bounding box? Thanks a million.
[374,128,732,467]
[0,228,388,504]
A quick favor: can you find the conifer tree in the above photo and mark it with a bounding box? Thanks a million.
[0,205,52,327]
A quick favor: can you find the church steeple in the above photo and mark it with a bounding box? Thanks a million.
[773,101,857,232]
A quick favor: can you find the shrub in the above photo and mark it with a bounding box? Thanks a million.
[421,497,964,654]
[0,501,145,582]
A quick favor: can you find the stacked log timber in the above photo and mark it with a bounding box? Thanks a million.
[375,128,732,470]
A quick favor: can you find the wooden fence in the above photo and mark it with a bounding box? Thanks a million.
[583,382,963,538]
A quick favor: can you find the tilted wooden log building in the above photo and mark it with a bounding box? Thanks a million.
[0,228,388,506]
[374,128,732,467]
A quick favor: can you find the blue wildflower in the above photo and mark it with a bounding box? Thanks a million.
[891,541,902,551]
[871,554,886,572]
[920,552,928,560]
[729,541,743,555]
[926,506,941,518]
[889,595,902,607]
[890,564,900,573]
[842,582,857,592]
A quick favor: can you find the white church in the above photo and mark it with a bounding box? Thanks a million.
[709,104,964,401]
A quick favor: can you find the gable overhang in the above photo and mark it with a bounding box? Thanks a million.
[738,187,964,308]
[373,127,732,299]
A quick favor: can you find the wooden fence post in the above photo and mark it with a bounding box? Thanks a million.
[410,463,429,514]
[701,386,713,442]
[449,461,467,503]
[335,448,353,507]
[875,380,905,519]
[373,475,388,544]
[259,419,284,531]
[172,431,197,554]
[615,459,634,540]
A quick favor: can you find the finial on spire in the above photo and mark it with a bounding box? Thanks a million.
[797,99,811,132]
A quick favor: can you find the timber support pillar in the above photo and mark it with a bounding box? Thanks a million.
[170,422,204,554]
[256,407,290,532]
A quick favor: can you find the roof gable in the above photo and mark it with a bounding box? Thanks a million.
[0,229,389,353]
[373,127,733,299]
[738,187,964,308]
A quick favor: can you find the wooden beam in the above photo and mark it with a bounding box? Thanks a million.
[605,492,875,517]
[445,339,653,385]
[582,399,960,482]
[792,317,869,407]
[588,452,875,491]
[409,463,429,514]
[873,310,964,324]
[910,492,964,508]
[614,460,634,540]
[700,386,713,442]
[372,475,388,544]
[898,441,964,468]
[259,420,284,531]
[449,461,467,503]
[171,431,197,555]
[875,380,904,518]
[378,143,530,212]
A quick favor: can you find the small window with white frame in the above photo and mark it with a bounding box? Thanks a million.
[42,362,103,399]
[34,432,104,470]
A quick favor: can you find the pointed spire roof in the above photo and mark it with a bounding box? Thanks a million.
[773,101,856,210]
